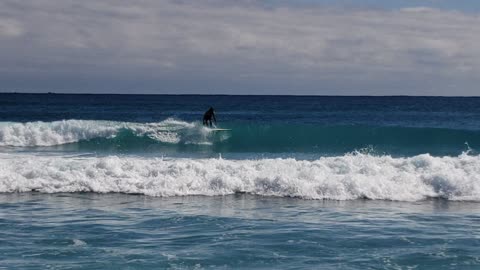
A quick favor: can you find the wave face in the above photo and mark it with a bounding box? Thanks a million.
[0,119,479,156]
[1,153,479,201]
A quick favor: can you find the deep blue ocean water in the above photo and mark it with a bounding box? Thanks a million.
[0,94,479,269]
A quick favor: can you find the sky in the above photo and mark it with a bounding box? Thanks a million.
[1,0,480,95]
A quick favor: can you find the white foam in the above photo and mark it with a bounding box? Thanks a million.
[71,239,87,247]
[0,120,119,146]
[0,119,210,146]
[0,153,479,201]
[134,119,209,144]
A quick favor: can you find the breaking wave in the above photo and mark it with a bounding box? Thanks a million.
[1,153,479,201]
[0,119,479,156]
[0,119,214,147]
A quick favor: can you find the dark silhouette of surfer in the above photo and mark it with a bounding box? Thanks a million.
[203,107,216,127]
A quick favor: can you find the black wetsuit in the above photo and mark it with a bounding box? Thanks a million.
[203,107,216,127]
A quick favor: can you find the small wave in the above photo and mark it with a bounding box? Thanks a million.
[1,153,479,201]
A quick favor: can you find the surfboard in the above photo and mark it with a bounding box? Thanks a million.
[210,128,232,132]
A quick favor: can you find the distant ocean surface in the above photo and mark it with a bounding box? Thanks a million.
[0,94,479,269]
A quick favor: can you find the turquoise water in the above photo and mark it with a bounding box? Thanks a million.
[0,94,479,269]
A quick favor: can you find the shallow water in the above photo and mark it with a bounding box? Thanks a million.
[0,193,479,269]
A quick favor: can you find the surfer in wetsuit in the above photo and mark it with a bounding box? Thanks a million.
[203,107,216,127]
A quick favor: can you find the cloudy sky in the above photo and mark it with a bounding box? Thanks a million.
[1,0,480,95]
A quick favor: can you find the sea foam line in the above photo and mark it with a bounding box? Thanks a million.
[0,153,479,201]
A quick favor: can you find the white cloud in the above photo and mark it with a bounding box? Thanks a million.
[0,18,23,38]
[0,0,479,94]
[400,6,438,13]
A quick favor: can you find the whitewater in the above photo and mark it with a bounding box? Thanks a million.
[1,117,480,201]
[0,119,211,146]
[1,152,479,201]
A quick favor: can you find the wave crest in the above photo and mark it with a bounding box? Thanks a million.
[0,119,211,147]
[1,153,479,201]
[0,120,118,146]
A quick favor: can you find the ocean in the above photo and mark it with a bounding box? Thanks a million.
[0,94,479,269]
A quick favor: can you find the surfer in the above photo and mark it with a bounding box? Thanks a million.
[203,107,216,127]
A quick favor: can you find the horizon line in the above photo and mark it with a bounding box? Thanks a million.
[1,91,480,98]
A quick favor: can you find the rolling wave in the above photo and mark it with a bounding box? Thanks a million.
[0,119,213,147]
[1,153,479,201]
[0,119,479,155]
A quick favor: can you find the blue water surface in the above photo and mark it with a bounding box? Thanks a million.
[0,193,479,269]
[0,94,479,269]
[1,94,480,129]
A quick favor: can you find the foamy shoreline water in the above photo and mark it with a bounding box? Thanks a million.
[1,152,479,201]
